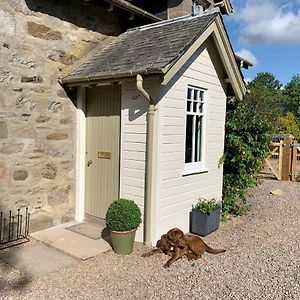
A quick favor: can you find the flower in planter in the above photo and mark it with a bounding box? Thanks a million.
[194,198,221,214]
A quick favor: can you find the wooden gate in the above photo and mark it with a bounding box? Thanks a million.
[264,140,283,180]
[291,142,300,181]
[263,136,300,181]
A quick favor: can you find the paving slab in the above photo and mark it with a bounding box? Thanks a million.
[0,244,77,278]
[67,222,107,240]
[31,222,112,260]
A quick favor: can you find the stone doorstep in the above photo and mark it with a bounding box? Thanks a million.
[0,244,78,279]
[30,221,112,260]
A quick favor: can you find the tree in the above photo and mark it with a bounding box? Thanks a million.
[275,112,300,139]
[245,72,283,125]
[249,72,282,91]
[282,75,300,123]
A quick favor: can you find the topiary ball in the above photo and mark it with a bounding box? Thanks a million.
[106,198,142,232]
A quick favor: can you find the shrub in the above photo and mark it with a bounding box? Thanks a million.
[106,198,142,231]
[222,103,271,215]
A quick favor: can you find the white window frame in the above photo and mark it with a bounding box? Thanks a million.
[183,85,208,175]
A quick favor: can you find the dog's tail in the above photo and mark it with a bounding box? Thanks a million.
[205,245,226,254]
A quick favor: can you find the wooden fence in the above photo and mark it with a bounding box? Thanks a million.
[262,136,300,181]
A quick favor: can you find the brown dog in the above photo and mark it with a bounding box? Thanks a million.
[167,228,226,260]
[142,227,226,267]
[142,228,190,268]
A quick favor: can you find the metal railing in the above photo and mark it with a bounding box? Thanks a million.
[0,207,30,250]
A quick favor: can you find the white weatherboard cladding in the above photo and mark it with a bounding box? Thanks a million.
[120,79,160,242]
[120,43,227,244]
[155,43,227,242]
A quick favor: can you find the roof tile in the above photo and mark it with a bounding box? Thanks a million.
[63,12,218,83]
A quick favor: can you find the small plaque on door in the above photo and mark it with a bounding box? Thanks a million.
[98,151,111,159]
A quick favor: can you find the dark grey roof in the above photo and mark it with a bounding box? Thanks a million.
[62,12,218,83]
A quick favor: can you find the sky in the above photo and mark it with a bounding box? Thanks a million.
[223,0,300,85]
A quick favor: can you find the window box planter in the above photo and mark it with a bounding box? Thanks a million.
[189,203,221,237]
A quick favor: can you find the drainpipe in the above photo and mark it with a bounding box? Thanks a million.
[136,74,155,245]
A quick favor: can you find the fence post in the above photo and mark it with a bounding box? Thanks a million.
[280,136,293,181]
[278,140,284,180]
[291,140,297,181]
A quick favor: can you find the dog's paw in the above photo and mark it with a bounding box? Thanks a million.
[141,252,150,257]
[163,262,171,268]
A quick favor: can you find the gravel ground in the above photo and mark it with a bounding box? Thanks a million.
[1,179,299,300]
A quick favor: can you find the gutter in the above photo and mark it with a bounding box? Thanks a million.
[60,69,164,86]
[104,0,161,22]
[136,74,155,245]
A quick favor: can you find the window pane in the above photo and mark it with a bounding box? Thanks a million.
[187,88,192,100]
[194,115,202,162]
[199,91,204,100]
[193,101,197,113]
[193,89,199,100]
[185,115,193,163]
[187,100,191,112]
[199,102,203,113]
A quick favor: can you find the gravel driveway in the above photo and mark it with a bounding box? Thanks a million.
[1,179,299,300]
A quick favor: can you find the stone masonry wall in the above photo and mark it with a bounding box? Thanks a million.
[0,0,123,232]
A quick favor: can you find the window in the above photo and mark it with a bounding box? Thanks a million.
[184,85,206,174]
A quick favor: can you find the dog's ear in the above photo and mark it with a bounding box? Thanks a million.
[166,228,177,242]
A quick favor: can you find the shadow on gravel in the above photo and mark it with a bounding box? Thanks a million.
[0,249,32,293]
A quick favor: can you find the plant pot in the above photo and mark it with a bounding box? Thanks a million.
[110,228,136,255]
[190,207,221,236]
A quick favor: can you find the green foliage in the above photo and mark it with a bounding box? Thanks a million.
[225,72,300,216]
[245,72,300,139]
[222,103,271,215]
[245,72,283,125]
[195,198,220,214]
[106,199,142,231]
[275,112,300,139]
[249,72,282,91]
[282,75,300,123]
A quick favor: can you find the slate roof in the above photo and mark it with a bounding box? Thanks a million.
[62,11,219,83]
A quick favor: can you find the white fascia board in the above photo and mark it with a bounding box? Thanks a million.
[214,16,245,100]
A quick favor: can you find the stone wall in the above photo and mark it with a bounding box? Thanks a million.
[0,0,123,232]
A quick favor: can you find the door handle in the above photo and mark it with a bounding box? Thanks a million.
[87,160,92,167]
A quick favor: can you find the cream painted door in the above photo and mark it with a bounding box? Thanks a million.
[85,86,121,219]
